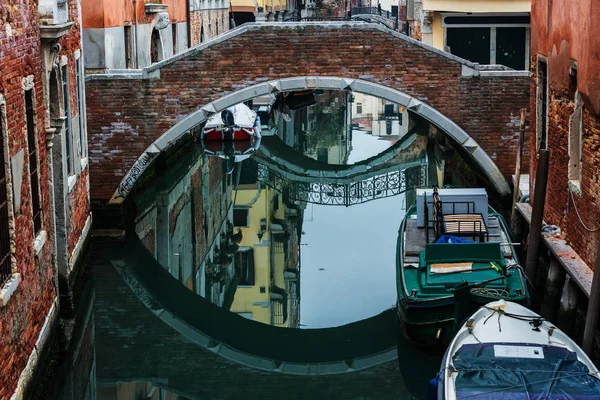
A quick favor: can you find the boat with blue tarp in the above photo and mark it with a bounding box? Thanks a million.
[396,187,529,346]
[431,300,600,399]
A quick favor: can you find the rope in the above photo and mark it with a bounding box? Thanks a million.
[569,190,600,232]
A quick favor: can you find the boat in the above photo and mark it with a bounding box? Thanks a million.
[434,300,600,399]
[396,186,529,346]
[200,138,261,174]
[202,103,261,141]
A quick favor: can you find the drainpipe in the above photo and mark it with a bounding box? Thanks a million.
[133,0,139,68]
[186,0,191,48]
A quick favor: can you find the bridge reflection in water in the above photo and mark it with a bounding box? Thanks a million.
[57,90,491,400]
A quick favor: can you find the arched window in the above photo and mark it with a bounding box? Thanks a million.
[151,29,162,63]
[200,26,205,43]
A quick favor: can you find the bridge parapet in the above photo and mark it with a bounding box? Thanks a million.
[85,22,529,204]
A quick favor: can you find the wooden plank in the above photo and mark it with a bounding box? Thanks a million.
[431,262,472,274]
[516,202,592,297]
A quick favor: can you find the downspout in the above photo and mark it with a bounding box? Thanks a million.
[186,0,191,48]
[133,0,139,68]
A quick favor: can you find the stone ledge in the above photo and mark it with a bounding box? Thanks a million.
[516,202,592,297]
[34,230,47,257]
[0,273,21,307]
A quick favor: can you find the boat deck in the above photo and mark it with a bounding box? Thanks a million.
[403,214,513,267]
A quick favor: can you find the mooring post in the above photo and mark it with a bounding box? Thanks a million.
[582,241,600,355]
[510,108,527,233]
[557,275,579,337]
[541,257,566,321]
[525,149,549,284]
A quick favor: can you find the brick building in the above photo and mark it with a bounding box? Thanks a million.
[529,0,600,268]
[0,0,91,397]
[81,0,231,72]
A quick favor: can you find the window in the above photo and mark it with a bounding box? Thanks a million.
[0,104,12,287]
[62,65,73,175]
[537,59,548,151]
[234,249,254,286]
[356,102,362,114]
[151,29,161,64]
[25,90,42,235]
[317,148,328,163]
[447,28,491,65]
[200,26,205,43]
[496,27,526,70]
[124,26,134,68]
[172,24,177,54]
[75,58,86,160]
[568,89,582,187]
[233,208,249,227]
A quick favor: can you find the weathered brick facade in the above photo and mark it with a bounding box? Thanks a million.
[189,8,230,47]
[0,0,91,396]
[85,23,530,203]
[0,1,54,396]
[529,0,600,268]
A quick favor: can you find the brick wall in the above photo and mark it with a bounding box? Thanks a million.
[85,24,530,202]
[0,0,91,396]
[0,1,54,396]
[189,9,230,47]
[529,0,600,268]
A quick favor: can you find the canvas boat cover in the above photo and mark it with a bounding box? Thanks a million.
[452,343,600,399]
[205,103,257,129]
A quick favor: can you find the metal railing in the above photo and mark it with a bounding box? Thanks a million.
[351,7,395,20]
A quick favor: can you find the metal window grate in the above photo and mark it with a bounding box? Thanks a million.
[62,65,73,175]
[0,110,12,285]
[26,90,42,235]
[76,59,85,159]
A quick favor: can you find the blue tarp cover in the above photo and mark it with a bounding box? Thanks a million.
[452,343,600,399]
[435,235,474,244]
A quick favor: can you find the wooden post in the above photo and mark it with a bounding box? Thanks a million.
[525,149,549,284]
[557,275,579,337]
[510,109,527,232]
[541,258,566,321]
[582,240,600,355]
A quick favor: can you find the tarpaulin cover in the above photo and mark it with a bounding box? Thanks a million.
[435,235,474,244]
[452,343,600,399]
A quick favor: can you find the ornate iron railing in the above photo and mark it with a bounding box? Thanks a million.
[257,163,428,206]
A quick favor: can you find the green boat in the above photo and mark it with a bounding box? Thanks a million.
[396,187,529,346]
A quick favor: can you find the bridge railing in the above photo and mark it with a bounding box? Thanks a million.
[351,7,395,21]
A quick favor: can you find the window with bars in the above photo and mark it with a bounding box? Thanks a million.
[25,90,42,235]
[62,65,73,175]
[76,58,86,159]
[234,249,254,286]
[0,105,12,286]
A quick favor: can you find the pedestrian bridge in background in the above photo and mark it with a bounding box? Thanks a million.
[85,22,530,206]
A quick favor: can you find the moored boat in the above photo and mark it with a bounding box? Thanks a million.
[396,187,529,346]
[202,103,261,141]
[434,300,600,399]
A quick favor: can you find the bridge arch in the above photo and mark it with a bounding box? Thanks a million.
[110,77,510,204]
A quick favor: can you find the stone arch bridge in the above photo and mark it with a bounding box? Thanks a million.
[85,22,530,205]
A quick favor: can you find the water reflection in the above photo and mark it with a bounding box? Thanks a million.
[134,90,430,329]
[51,89,504,400]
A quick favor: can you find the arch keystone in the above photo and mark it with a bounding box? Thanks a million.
[268,81,282,93]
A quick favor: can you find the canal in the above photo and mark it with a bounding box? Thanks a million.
[41,90,507,400]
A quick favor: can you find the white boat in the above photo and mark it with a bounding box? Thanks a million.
[436,300,600,399]
[202,103,261,141]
